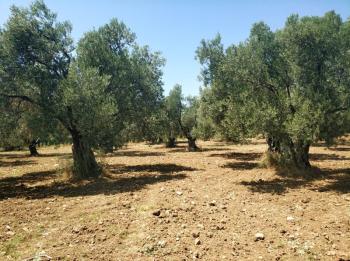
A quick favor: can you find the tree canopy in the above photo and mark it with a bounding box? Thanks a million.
[1,1,349,177]
[0,0,165,179]
[197,11,350,168]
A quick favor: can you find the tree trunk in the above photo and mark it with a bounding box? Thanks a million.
[166,137,176,148]
[266,135,280,153]
[71,131,101,179]
[187,136,199,152]
[29,139,39,156]
[287,140,311,169]
[294,142,311,169]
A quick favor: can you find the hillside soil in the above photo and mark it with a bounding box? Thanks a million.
[0,139,349,260]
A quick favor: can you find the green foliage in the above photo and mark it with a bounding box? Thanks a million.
[197,11,350,167]
[164,84,183,139]
[0,1,165,177]
[77,19,165,145]
[0,0,73,150]
[57,64,119,150]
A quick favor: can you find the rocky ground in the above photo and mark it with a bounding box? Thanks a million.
[0,139,349,260]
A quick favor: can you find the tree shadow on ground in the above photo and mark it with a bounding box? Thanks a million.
[109,163,197,174]
[328,147,350,152]
[309,153,350,161]
[104,150,165,157]
[167,147,229,153]
[199,147,230,152]
[210,152,262,161]
[0,163,194,200]
[223,161,260,170]
[0,170,59,186]
[166,146,188,153]
[240,167,350,195]
[0,152,71,159]
[0,159,37,167]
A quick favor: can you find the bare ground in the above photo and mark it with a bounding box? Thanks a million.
[0,140,349,260]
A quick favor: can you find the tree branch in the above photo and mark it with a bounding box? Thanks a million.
[326,107,349,114]
[0,93,37,105]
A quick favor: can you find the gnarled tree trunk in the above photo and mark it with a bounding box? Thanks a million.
[187,136,199,152]
[178,120,199,152]
[278,139,311,169]
[29,139,39,156]
[71,130,101,179]
[291,141,311,169]
[166,137,176,148]
[266,135,281,153]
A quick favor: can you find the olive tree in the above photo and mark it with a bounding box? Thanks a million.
[165,84,199,151]
[197,12,350,169]
[0,1,164,179]
[77,20,165,150]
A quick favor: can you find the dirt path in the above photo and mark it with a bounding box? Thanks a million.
[0,140,349,260]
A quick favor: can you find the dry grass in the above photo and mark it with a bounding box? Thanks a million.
[0,140,349,260]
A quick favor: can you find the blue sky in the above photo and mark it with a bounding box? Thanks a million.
[1,0,349,96]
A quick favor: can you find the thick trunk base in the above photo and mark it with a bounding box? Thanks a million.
[29,142,39,157]
[264,138,311,170]
[187,137,199,152]
[166,137,176,148]
[72,135,101,179]
[267,136,281,153]
[292,142,311,169]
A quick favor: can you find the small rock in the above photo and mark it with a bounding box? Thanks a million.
[72,227,80,233]
[101,234,107,241]
[194,238,201,245]
[22,227,30,232]
[152,210,161,216]
[214,224,225,230]
[287,216,295,222]
[5,231,15,236]
[255,233,265,241]
[158,240,167,248]
[160,187,165,192]
[207,232,213,238]
[176,191,183,196]
[209,200,216,206]
[192,231,200,238]
[288,234,296,240]
[5,225,11,231]
[326,250,336,256]
[301,198,311,204]
[193,251,200,258]
[197,224,204,229]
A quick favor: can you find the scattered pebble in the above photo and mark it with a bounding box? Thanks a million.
[301,198,311,204]
[209,200,216,206]
[255,233,265,241]
[158,240,167,248]
[192,231,200,238]
[193,251,200,258]
[287,216,295,222]
[152,209,161,216]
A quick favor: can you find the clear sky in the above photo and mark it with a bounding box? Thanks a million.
[1,0,349,96]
